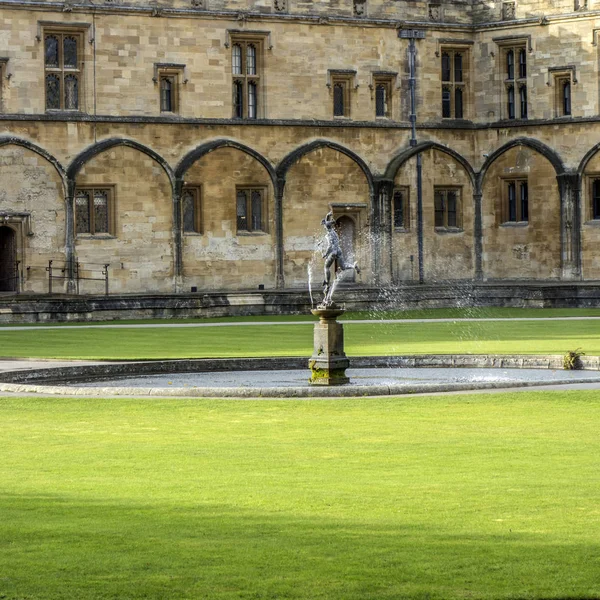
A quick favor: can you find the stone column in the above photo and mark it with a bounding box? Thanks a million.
[375,179,394,285]
[65,178,76,293]
[473,191,484,280]
[173,177,184,292]
[557,173,582,280]
[274,177,285,289]
[369,185,381,286]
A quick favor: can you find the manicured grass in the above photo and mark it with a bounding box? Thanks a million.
[2,316,600,359]
[3,306,600,326]
[1,392,600,599]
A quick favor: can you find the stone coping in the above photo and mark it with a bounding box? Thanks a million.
[0,354,599,398]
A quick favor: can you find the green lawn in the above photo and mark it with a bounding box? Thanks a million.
[2,315,600,359]
[1,392,599,599]
[3,307,600,327]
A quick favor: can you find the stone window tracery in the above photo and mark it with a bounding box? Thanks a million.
[231,38,262,119]
[393,188,409,230]
[434,188,461,230]
[503,43,527,120]
[502,179,529,223]
[236,187,266,233]
[441,49,466,119]
[182,186,202,234]
[75,187,114,236]
[44,30,83,111]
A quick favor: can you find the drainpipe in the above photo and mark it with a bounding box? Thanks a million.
[405,30,425,283]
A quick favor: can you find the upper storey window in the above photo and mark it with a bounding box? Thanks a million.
[441,49,467,119]
[504,45,527,119]
[232,40,261,119]
[44,31,82,111]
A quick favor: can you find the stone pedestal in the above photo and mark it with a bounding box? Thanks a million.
[308,305,350,385]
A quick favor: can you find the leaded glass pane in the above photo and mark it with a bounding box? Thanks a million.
[246,44,256,75]
[333,83,344,117]
[520,182,528,221]
[593,180,600,219]
[507,182,516,221]
[434,191,444,227]
[248,82,257,119]
[507,85,515,119]
[233,81,243,118]
[518,48,527,78]
[75,191,90,234]
[563,81,571,116]
[393,190,404,228]
[45,35,59,67]
[182,190,196,233]
[506,50,514,80]
[65,74,78,110]
[94,190,109,233]
[441,53,450,82]
[232,44,242,75]
[520,85,527,119]
[447,191,457,227]
[442,87,451,118]
[251,190,262,231]
[64,36,78,68]
[376,85,386,117]
[160,77,173,112]
[454,87,463,118]
[236,190,247,230]
[46,74,60,110]
[454,53,463,82]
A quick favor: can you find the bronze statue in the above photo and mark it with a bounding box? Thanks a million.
[319,211,360,305]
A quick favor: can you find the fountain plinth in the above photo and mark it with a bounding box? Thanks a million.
[308,303,350,385]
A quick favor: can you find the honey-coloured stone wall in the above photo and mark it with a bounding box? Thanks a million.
[282,147,371,288]
[74,146,174,293]
[481,146,561,280]
[393,149,475,281]
[181,147,276,290]
[0,145,66,293]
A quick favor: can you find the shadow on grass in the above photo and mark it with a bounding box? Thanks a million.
[1,493,599,600]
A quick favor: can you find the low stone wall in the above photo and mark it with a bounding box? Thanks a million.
[2,281,600,323]
[1,354,599,386]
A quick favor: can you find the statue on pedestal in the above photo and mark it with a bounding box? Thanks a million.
[319,211,360,306]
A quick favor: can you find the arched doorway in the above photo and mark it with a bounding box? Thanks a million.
[337,215,356,283]
[0,226,16,292]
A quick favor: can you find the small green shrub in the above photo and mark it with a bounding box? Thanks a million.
[564,348,585,370]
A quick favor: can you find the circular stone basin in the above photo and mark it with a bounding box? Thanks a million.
[71,366,600,393]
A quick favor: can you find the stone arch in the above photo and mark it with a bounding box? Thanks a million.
[281,142,372,287]
[276,139,375,196]
[178,141,278,291]
[577,142,600,177]
[384,141,476,189]
[0,136,67,193]
[67,138,175,187]
[479,141,562,280]
[176,139,277,190]
[477,137,566,192]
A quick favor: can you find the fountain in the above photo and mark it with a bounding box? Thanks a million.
[308,212,361,386]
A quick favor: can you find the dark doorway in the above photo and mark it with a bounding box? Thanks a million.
[0,226,17,292]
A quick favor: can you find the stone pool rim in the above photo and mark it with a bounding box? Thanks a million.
[1,354,600,398]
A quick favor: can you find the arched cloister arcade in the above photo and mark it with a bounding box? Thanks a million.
[0,133,595,294]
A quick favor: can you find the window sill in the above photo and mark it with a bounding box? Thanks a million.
[394,227,410,233]
[183,231,203,236]
[434,227,463,234]
[584,219,600,227]
[236,230,268,236]
[46,109,86,115]
[76,233,116,240]
[500,221,529,227]
[333,115,351,120]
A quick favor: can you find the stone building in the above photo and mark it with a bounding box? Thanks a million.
[0,0,598,295]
